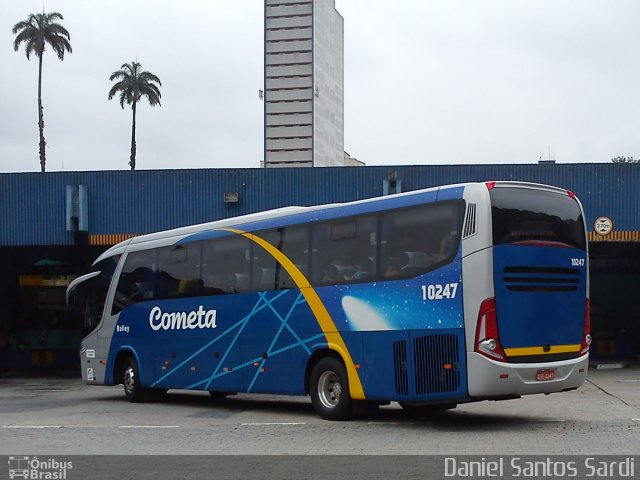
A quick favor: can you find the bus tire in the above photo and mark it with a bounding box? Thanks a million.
[309,357,352,421]
[123,356,145,403]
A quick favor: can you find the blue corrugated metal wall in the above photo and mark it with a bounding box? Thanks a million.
[1,164,638,245]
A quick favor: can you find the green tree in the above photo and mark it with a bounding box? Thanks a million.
[611,156,639,163]
[108,62,162,170]
[12,11,72,173]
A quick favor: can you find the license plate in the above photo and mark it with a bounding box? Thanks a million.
[536,369,555,381]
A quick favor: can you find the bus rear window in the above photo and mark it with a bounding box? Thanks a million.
[490,187,586,250]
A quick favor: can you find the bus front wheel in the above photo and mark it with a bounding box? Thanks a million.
[309,357,352,421]
[123,357,145,403]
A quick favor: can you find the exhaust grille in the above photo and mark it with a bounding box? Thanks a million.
[393,340,409,395]
[463,203,477,238]
[413,334,460,395]
[503,266,580,292]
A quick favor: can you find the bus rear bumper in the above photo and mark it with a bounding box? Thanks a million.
[467,352,588,398]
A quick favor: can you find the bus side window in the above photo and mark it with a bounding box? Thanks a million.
[156,243,202,299]
[381,202,462,279]
[278,226,309,289]
[202,235,251,295]
[112,251,157,314]
[311,216,377,286]
[251,230,280,292]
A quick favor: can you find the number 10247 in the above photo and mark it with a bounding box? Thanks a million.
[422,283,459,301]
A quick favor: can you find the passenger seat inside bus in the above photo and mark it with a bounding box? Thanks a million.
[177,278,204,297]
[258,268,277,290]
[352,257,375,280]
[400,251,434,274]
[228,273,250,293]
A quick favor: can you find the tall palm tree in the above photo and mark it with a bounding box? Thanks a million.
[108,62,162,170]
[12,11,72,173]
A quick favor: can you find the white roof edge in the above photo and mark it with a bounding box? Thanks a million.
[129,205,310,244]
[91,183,485,265]
[94,206,310,264]
[94,238,133,264]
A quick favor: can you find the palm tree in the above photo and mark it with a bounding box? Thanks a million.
[108,62,162,170]
[12,11,72,173]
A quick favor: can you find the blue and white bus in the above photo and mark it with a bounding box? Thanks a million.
[68,181,590,420]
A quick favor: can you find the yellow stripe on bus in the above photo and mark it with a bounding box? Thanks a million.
[504,344,581,357]
[220,227,366,400]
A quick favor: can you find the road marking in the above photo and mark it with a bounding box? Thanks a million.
[632,418,640,421]
[65,425,106,428]
[241,422,306,426]
[2,425,62,429]
[118,425,181,429]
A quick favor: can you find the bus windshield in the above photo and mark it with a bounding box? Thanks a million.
[490,187,586,250]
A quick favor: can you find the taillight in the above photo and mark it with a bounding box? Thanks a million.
[485,181,496,190]
[474,298,507,362]
[580,299,591,355]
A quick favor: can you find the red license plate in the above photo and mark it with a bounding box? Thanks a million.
[536,369,555,381]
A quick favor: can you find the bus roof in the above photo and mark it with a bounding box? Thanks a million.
[93,180,571,265]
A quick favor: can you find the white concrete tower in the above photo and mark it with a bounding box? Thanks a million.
[264,0,345,167]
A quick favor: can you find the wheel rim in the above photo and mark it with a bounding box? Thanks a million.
[317,370,341,409]
[124,365,135,394]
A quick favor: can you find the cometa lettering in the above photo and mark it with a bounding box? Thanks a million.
[149,306,217,331]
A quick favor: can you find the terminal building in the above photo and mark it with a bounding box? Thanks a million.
[0,163,639,371]
[263,0,347,167]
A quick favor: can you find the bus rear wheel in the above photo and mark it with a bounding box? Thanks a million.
[123,357,145,403]
[309,357,352,421]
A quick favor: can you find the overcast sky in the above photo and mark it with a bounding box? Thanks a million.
[1,0,639,173]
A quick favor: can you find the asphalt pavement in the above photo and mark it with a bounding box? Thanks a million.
[0,363,638,456]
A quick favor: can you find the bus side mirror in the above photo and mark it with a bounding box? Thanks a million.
[66,271,101,310]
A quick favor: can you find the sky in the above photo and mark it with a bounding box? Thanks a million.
[1,0,639,173]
